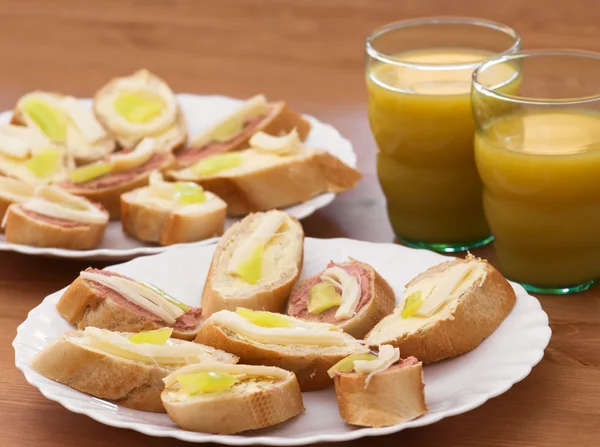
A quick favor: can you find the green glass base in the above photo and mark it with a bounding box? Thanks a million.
[519,280,595,295]
[397,235,494,253]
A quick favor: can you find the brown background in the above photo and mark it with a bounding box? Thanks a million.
[1,0,600,446]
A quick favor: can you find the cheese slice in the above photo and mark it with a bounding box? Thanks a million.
[0,124,51,159]
[249,129,301,155]
[321,267,361,321]
[163,362,288,388]
[0,176,36,203]
[110,137,155,172]
[61,97,108,143]
[353,344,400,387]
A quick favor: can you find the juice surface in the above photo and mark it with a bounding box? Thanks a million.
[475,110,600,287]
[367,48,516,244]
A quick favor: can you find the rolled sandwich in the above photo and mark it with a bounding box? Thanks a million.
[3,185,108,249]
[169,130,362,216]
[57,268,203,340]
[287,259,396,338]
[329,345,427,427]
[12,91,116,164]
[0,176,36,222]
[365,255,516,363]
[94,69,186,151]
[175,94,311,168]
[201,210,304,317]
[161,362,304,434]
[196,308,370,391]
[31,327,237,412]
[121,172,226,245]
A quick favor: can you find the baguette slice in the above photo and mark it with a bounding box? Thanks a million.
[169,149,361,216]
[333,357,427,427]
[287,259,396,338]
[365,256,516,364]
[201,210,304,317]
[57,268,203,340]
[162,363,304,434]
[31,329,237,412]
[196,310,370,391]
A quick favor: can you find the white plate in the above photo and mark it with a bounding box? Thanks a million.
[13,238,551,445]
[0,95,356,261]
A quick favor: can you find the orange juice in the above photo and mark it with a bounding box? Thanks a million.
[367,49,518,248]
[475,110,600,287]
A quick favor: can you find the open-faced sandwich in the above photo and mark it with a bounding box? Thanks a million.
[201,210,304,317]
[175,94,311,168]
[12,91,116,164]
[161,362,304,434]
[329,345,427,427]
[56,268,203,340]
[31,327,237,412]
[169,129,361,216]
[58,137,175,219]
[365,256,516,364]
[94,69,186,151]
[3,185,108,249]
[120,172,226,245]
[196,308,370,391]
[0,176,36,222]
[287,259,396,339]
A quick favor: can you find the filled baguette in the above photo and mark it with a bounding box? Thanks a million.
[31,327,237,412]
[287,259,396,338]
[162,362,304,433]
[365,255,516,363]
[195,308,370,391]
[56,268,203,340]
[201,210,304,317]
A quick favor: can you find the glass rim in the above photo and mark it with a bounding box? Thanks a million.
[365,16,522,70]
[472,49,600,105]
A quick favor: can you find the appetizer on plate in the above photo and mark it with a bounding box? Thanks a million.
[175,94,311,168]
[201,210,304,317]
[3,185,108,250]
[56,268,203,340]
[329,345,427,427]
[121,172,226,245]
[196,308,370,391]
[287,259,396,338]
[365,256,516,363]
[94,69,186,151]
[169,130,361,216]
[59,137,175,219]
[161,362,304,434]
[0,176,36,222]
[12,91,116,164]
[31,327,237,412]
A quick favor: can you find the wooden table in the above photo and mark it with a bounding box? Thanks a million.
[1,1,600,446]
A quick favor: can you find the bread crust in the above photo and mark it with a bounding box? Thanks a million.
[195,320,369,391]
[365,256,517,364]
[56,274,201,340]
[162,370,304,433]
[3,204,107,250]
[120,192,226,245]
[333,363,427,427]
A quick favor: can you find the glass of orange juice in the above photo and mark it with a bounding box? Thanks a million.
[366,18,521,252]
[473,50,600,294]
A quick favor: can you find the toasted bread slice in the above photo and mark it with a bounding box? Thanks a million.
[195,309,370,391]
[169,149,361,216]
[162,363,304,433]
[201,210,304,317]
[57,268,203,340]
[30,329,238,412]
[287,259,396,339]
[365,256,516,363]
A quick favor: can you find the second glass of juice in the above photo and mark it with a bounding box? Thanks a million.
[366,18,521,252]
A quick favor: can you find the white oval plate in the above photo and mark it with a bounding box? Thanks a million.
[13,238,551,445]
[0,95,356,261]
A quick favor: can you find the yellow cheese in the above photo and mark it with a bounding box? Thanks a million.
[353,344,400,387]
[321,267,361,321]
[0,124,50,159]
[249,129,301,155]
[110,137,154,172]
[0,177,36,203]
[61,97,108,143]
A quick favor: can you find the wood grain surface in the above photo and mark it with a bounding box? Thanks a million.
[1,0,600,446]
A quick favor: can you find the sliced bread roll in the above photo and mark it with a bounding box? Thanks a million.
[162,362,304,434]
[195,309,370,391]
[201,210,304,317]
[31,327,238,412]
[365,255,516,364]
[57,268,203,340]
[287,259,396,338]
